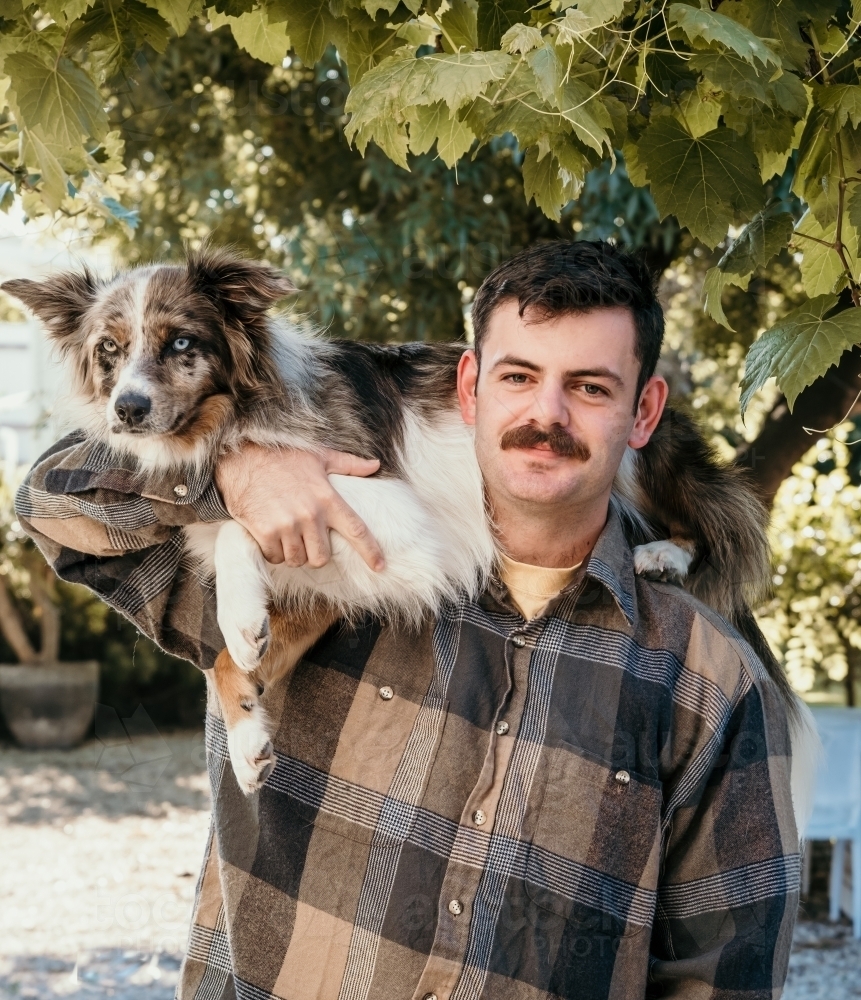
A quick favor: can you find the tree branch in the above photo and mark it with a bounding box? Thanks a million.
[30,567,61,664]
[736,345,861,505]
[0,573,38,664]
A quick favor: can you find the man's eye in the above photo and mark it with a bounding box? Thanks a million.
[503,373,529,384]
[582,384,604,395]
[172,337,192,352]
[101,340,118,354]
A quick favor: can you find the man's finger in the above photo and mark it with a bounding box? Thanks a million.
[281,535,309,568]
[329,496,385,572]
[321,449,380,478]
[303,516,333,569]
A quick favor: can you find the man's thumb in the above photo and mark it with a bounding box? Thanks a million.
[322,449,380,477]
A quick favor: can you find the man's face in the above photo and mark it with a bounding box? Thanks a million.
[457,300,666,513]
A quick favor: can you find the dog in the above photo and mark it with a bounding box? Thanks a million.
[3,248,815,819]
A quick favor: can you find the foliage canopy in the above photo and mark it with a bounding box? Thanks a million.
[2,1,861,407]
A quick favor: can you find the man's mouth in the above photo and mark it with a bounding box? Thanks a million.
[500,424,591,461]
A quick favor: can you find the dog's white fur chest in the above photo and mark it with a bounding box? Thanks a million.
[184,411,496,668]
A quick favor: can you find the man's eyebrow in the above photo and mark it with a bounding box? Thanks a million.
[563,366,625,388]
[490,354,543,373]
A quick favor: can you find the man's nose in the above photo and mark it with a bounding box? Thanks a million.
[528,383,570,428]
[114,392,151,426]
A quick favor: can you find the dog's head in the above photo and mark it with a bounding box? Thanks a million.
[2,248,294,447]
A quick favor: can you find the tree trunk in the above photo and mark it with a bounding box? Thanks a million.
[30,566,61,664]
[0,573,38,664]
[735,346,861,506]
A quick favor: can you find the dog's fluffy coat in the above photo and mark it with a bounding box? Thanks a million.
[3,248,814,815]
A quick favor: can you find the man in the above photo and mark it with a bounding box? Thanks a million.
[17,242,799,999]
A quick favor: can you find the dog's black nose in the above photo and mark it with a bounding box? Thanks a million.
[114,392,151,426]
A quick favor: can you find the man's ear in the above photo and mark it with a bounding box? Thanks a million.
[1,271,99,348]
[186,245,295,327]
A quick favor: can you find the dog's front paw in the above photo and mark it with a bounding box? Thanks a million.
[219,611,271,673]
[633,540,693,583]
[227,712,276,794]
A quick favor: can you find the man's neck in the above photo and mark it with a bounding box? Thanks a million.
[490,493,609,568]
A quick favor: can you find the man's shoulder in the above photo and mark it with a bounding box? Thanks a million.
[635,576,767,699]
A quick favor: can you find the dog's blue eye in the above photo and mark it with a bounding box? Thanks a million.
[172,337,191,352]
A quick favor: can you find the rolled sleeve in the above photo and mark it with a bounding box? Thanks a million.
[15,431,227,669]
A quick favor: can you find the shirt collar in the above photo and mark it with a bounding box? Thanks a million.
[484,503,638,628]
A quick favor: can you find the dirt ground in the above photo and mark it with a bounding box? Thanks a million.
[0,732,858,999]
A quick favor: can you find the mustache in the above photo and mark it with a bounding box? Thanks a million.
[499,424,591,460]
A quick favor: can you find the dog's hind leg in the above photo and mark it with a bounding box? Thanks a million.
[208,649,275,794]
[215,520,271,673]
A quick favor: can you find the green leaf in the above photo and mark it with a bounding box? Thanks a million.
[211,9,291,63]
[740,295,861,412]
[718,208,794,277]
[522,146,565,221]
[477,0,528,50]
[814,84,861,130]
[769,71,808,120]
[720,0,817,73]
[688,51,769,102]
[440,0,477,53]
[702,265,750,330]
[352,115,409,166]
[500,22,542,54]
[675,82,721,138]
[125,0,171,52]
[556,79,613,155]
[669,4,780,67]
[41,0,96,24]
[22,128,68,212]
[7,52,108,148]
[424,50,512,110]
[144,0,202,34]
[362,0,399,17]
[848,186,861,230]
[268,0,338,64]
[793,211,856,298]
[101,196,140,229]
[407,101,475,166]
[637,118,763,247]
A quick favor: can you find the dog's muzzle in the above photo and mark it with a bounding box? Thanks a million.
[114,391,152,428]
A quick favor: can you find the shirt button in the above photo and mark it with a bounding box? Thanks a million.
[472,809,487,826]
[378,686,394,701]
[615,769,631,785]
[495,721,510,736]
[512,635,526,647]
[173,484,188,498]
[448,899,463,916]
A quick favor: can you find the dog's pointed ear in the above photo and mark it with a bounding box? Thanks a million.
[186,247,295,325]
[1,271,99,347]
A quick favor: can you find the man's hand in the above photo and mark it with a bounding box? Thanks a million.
[215,444,385,571]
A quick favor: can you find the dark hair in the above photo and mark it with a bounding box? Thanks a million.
[471,240,664,401]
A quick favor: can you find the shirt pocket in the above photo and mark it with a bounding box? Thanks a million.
[524,741,662,937]
[282,670,449,846]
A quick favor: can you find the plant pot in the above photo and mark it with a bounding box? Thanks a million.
[0,661,99,749]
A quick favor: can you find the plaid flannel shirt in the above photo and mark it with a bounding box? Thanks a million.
[17,431,800,1000]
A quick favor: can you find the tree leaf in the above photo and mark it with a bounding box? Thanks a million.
[21,128,68,212]
[268,0,338,64]
[407,101,475,166]
[424,51,512,110]
[362,0,399,18]
[440,0,478,53]
[793,211,856,298]
[500,23,543,54]
[41,0,96,24]
[813,84,861,129]
[7,52,108,148]
[477,0,528,50]
[740,295,861,412]
[702,265,750,330]
[211,9,290,63]
[125,1,171,52]
[345,52,434,137]
[669,4,780,67]
[675,82,721,138]
[718,208,794,277]
[688,51,769,102]
[522,145,565,221]
[556,79,613,155]
[637,118,763,247]
[144,0,202,34]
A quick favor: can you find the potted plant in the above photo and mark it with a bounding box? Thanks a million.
[0,479,97,748]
